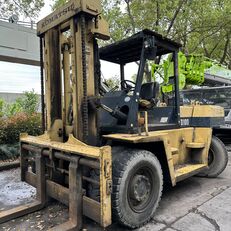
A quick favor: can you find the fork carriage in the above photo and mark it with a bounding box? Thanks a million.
[0,133,112,230]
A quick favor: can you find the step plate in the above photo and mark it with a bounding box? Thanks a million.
[186,142,205,149]
[175,164,207,182]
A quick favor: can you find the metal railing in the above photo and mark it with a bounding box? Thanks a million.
[0,17,37,29]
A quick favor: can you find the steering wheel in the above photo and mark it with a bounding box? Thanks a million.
[121,80,136,92]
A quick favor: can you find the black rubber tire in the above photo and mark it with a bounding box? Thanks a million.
[112,148,163,228]
[198,136,228,178]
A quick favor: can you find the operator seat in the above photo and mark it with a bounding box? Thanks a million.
[139,82,160,108]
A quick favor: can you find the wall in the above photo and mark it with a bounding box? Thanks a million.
[0,20,39,66]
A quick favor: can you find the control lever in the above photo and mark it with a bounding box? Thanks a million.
[100,104,127,122]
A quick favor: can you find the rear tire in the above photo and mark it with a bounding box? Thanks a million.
[112,148,163,228]
[198,136,228,177]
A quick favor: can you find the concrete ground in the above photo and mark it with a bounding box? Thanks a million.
[0,149,230,231]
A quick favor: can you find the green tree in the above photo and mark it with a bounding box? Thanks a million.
[52,0,231,68]
[0,0,44,20]
[51,0,67,10]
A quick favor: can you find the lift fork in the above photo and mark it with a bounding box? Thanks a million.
[0,149,83,230]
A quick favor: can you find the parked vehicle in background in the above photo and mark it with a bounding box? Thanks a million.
[181,86,231,143]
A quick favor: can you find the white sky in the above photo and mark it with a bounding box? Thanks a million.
[0,62,41,93]
[38,1,53,20]
[0,1,138,94]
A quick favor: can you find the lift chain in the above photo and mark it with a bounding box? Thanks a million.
[40,36,45,132]
[80,14,89,143]
[93,39,101,145]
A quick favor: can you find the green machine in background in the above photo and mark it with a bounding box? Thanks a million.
[151,52,231,93]
[152,52,231,144]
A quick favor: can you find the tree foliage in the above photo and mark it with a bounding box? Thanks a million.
[51,0,231,68]
[102,0,231,68]
[0,0,44,20]
[51,0,67,10]
[103,75,120,90]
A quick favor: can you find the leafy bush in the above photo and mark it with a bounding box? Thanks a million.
[4,100,22,117]
[0,91,42,160]
[0,143,20,160]
[16,90,40,115]
[0,89,40,117]
[0,98,4,117]
[0,112,42,160]
[0,112,42,145]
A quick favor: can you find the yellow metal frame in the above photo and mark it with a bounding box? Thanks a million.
[180,105,224,118]
[37,0,105,35]
[19,133,112,228]
[104,127,212,186]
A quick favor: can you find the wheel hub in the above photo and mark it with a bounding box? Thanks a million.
[130,175,151,202]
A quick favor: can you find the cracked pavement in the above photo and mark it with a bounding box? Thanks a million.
[0,150,230,231]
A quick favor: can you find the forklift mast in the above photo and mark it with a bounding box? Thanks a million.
[38,0,109,145]
[0,1,113,230]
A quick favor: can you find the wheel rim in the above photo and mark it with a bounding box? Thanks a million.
[127,165,159,213]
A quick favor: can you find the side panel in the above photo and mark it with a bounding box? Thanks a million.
[104,127,212,186]
[194,127,212,164]
[180,105,225,127]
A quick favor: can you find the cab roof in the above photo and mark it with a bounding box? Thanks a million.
[99,29,182,64]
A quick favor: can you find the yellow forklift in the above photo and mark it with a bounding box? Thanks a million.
[0,0,228,230]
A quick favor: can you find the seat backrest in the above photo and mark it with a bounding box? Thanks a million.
[140,82,159,101]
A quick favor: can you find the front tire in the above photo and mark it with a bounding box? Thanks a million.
[112,148,163,228]
[198,136,228,177]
